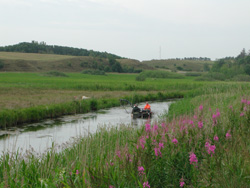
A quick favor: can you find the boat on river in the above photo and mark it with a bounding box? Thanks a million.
[120,99,153,119]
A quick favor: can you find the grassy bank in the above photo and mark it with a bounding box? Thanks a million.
[0,84,249,187]
[0,91,183,128]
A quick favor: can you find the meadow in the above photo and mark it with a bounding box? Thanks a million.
[0,72,250,187]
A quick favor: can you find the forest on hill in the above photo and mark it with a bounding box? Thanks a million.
[0,41,122,59]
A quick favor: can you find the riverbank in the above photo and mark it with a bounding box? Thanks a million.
[0,91,183,128]
[0,84,249,187]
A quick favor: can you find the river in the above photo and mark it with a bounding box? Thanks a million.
[0,101,172,155]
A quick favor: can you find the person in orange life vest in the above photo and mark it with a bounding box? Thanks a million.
[144,102,151,111]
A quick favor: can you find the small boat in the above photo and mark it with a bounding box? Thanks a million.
[120,99,153,119]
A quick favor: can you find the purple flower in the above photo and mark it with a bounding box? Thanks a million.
[153,124,158,132]
[198,121,203,129]
[143,181,150,188]
[180,181,185,187]
[159,142,164,150]
[199,105,203,111]
[138,166,145,176]
[241,98,247,104]
[76,170,79,175]
[139,137,146,149]
[172,138,178,145]
[214,135,219,141]
[116,150,121,158]
[145,123,151,132]
[189,152,198,165]
[216,109,220,117]
[226,131,231,139]
[240,112,245,117]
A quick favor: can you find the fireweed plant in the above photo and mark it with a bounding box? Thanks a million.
[0,97,250,187]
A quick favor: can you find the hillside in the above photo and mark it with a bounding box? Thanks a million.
[0,41,122,59]
[143,59,214,72]
[0,52,147,73]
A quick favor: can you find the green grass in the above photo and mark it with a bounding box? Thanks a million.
[0,72,204,91]
[143,59,214,72]
[0,52,75,61]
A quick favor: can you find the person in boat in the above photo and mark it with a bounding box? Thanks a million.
[144,102,151,112]
[132,104,141,113]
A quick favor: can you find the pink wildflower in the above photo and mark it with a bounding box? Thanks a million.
[189,152,198,165]
[199,105,203,111]
[138,166,145,176]
[198,121,203,129]
[154,148,161,157]
[180,180,185,187]
[226,131,231,139]
[154,148,158,156]
[116,150,121,158]
[209,145,216,155]
[140,137,146,149]
[240,112,245,117]
[193,115,197,120]
[172,138,178,145]
[241,98,247,104]
[212,114,217,119]
[76,170,79,175]
[159,142,164,150]
[205,142,216,156]
[247,101,250,105]
[143,181,150,188]
[145,123,151,132]
[153,124,158,132]
[109,186,115,188]
[216,109,220,117]
[214,135,219,141]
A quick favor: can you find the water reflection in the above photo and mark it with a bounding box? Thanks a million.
[0,101,173,154]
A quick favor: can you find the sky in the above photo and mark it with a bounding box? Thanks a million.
[1,0,250,61]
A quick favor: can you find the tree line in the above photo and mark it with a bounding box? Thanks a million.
[198,48,250,81]
[0,41,122,59]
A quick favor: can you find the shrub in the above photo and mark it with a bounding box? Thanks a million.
[176,66,183,70]
[195,72,226,81]
[81,69,106,75]
[43,71,68,77]
[0,60,4,69]
[231,74,250,82]
[139,70,184,79]
[185,72,202,77]
[135,74,146,81]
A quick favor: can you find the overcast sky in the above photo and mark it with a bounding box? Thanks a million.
[1,0,250,61]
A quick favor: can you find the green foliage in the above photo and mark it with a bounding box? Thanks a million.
[195,72,226,81]
[139,70,184,79]
[176,66,183,70]
[81,69,106,75]
[43,71,68,77]
[135,74,146,81]
[0,60,4,69]
[203,63,210,72]
[185,72,202,77]
[231,74,250,82]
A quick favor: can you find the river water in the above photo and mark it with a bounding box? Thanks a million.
[0,101,172,155]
